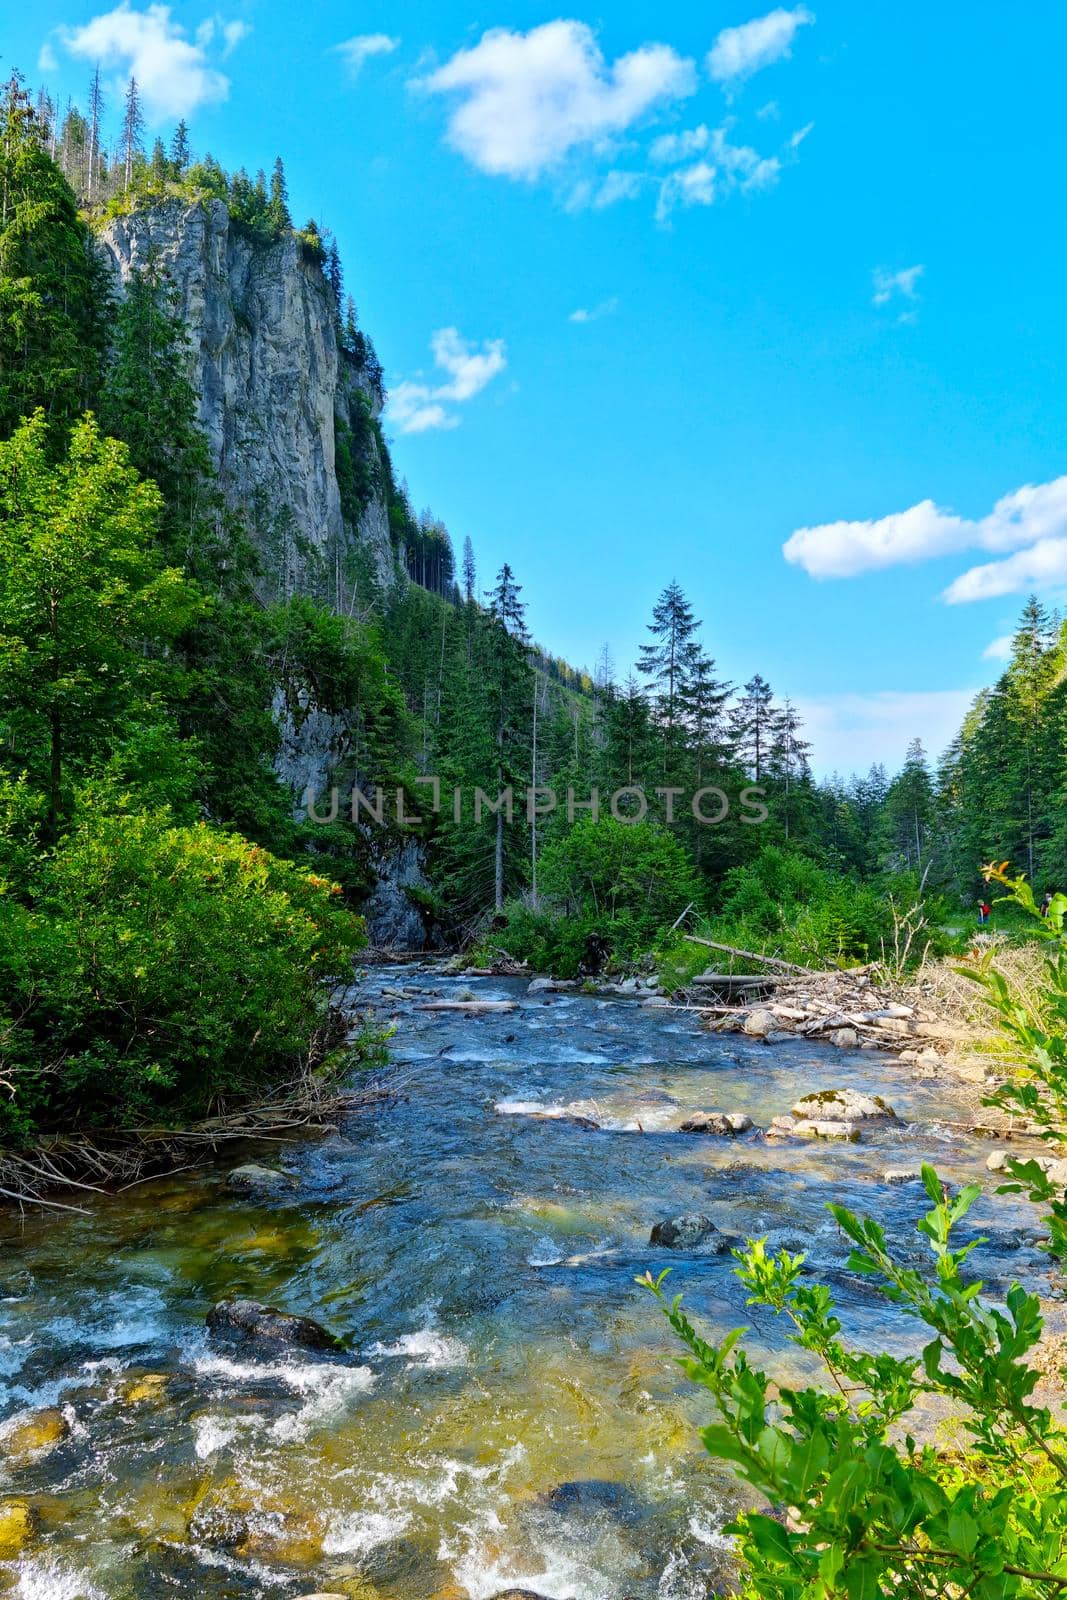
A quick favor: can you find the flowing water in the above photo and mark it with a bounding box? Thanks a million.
[0,966,1053,1600]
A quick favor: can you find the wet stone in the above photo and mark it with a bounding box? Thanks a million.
[650,1214,736,1251]
[678,1111,753,1135]
[0,1500,37,1559]
[226,1163,300,1195]
[206,1298,342,1352]
[0,1406,70,1463]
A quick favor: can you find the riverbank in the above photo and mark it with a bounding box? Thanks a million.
[1,960,1056,1599]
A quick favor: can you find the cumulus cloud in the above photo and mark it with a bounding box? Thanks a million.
[783,474,1067,602]
[417,20,696,180]
[655,159,717,219]
[386,327,507,434]
[335,33,399,77]
[708,6,815,87]
[982,634,1014,662]
[54,3,243,119]
[796,689,975,775]
[872,263,924,308]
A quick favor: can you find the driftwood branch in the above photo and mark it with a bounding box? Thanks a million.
[683,935,821,976]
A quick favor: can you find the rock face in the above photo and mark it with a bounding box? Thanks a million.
[100,200,393,599]
[206,1298,341,1353]
[100,199,437,944]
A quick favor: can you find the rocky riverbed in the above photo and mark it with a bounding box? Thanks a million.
[0,964,1057,1600]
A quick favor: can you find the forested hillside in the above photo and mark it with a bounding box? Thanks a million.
[1,62,1064,1136]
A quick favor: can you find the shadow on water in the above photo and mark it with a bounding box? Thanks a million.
[0,965,1051,1599]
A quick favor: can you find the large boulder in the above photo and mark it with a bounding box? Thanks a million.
[650,1214,736,1251]
[678,1111,753,1135]
[791,1089,896,1122]
[206,1299,341,1353]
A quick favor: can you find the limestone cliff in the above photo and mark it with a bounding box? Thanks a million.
[100,198,394,599]
[100,199,431,946]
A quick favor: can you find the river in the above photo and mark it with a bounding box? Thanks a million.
[0,964,1051,1600]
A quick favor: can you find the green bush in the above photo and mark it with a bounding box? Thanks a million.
[645,868,1067,1600]
[489,817,702,974]
[0,806,364,1141]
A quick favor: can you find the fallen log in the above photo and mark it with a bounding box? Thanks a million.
[683,936,820,976]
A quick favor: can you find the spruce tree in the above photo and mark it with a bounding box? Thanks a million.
[268,156,291,230]
[120,76,144,191]
[637,581,701,778]
[170,117,190,176]
[0,73,108,440]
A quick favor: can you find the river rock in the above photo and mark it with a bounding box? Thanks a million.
[883,1167,922,1185]
[791,1089,896,1122]
[0,1500,36,1559]
[206,1298,341,1352]
[122,1373,169,1406]
[226,1164,299,1195]
[829,1028,859,1050]
[678,1111,753,1135]
[742,1008,776,1039]
[794,1118,860,1141]
[0,1406,70,1462]
[987,1151,1067,1188]
[650,1214,735,1251]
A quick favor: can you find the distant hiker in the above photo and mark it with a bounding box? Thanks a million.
[1041,891,1054,917]
[978,900,991,926]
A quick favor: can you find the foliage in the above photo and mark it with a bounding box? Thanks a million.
[0,72,108,440]
[0,805,363,1142]
[644,866,1067,1600]
[0,411,199,836]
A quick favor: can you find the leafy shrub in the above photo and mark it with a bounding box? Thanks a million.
[645,868,1067,1600]
[0,806,364,1141]
[490,817,702,974]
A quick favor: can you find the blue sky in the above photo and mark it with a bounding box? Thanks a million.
[14,1,1067,773]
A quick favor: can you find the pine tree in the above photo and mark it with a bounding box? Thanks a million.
[268,155,290,230]
[121,76,144,191]
[637,581,701,778]
[86,66,104,201]
[170,117,190,176]
[462,536,476,603]
[731,674,776,782]
[0,73,109,438]
[325,239,343,320]
[485,564,531,910]
[880,737,934,873]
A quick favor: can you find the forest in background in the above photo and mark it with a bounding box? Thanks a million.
[1,64,1065,1134]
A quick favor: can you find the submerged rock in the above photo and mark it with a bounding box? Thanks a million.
[829,1028,859,1050]
[121,1373,170,1406]
[791,1089,896,1122]
[650,1214,735,1251]
[742,1008,776,1039]
[206,1298,341,1352]
[0,1406,70,1462]
[0,1500,36,1559]
[794,1118,860,1142]
[883,1167,922,1185]
[225,1164,299,1195]
[678,1110,753,1135]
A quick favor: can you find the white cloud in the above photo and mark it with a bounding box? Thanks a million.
[386,327,507,434]
[796,688,975,776]
[653,123,785,216]
[656,159,717,219]
[708,7,815,87]
[944,538,1067,604]
[55,3,242,119]
[783,474,1067,597]
[650,124,710,162]
[195,16,249,58]
[788,120,814,148]
[569,297,619,323]
[37,42,59,72]
[418,20,696,180]
[872,263,924,307]
[756,98,780,119]
[335,33,400,77]
[982,634,1014,662]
